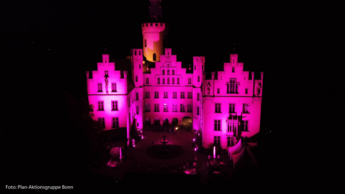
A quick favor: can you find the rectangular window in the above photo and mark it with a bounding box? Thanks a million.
[99,118,105,128]
[177,78,180,84]
[136,92,139,101]
[227,137,233,147]
[173,92,177,99]
[112,117,119,128]
[172,104,177,112]
[112,83,117,92]
[227,122,237,132]
[187,104,192,112]
[188,92,192,99]
[214,120,221,131]
[214,136,220,146]
[230,78,236,93]
[215,103,221,113]
[164,104,168,112]
[145,103,150,112]
[157,78,160,84]
[136,76,138,82]
[180,92,185,99]
[164,92,168,98]
[98,83,102,92]
[112,101,118,111]
[180,104,185,112]
[197,106,199,115]
[155,92,159,98]
[145,91,150,98]
[232,67,235,72]
[154,104,160,112]
[188,78,191,84]
[243,120,249,131]
[217,88,220,94]
[98,101,104,111]
[243,104,250,113]
[245,88,248,94]
[146,78,149,84]
[136,106,139,115]
[229,103,235,113]
[197,93,200,101]
[198,76,200,82]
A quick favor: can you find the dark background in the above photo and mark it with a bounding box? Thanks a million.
[1,0,342,191]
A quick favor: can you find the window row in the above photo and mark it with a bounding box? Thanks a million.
[97,117,119,128]
[214,103,250,113]
[97,83,117,92]
[161,69,175,75]
[216,87,249,94]
[145,92,200,100]
[144,104,194,113]
[157,77,181,84]
[214,120,249,131]
[214,136,236,147]
[97,101,119,111]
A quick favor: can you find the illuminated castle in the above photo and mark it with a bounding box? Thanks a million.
[86,0,264,148]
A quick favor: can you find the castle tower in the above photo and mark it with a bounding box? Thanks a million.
[131,49,144,87]
[142,0,165,62]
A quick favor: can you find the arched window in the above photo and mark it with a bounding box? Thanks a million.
[145,39,147,47]
[167,78,170,84]
[153,53,156,61]
[172,70,175,75]
[157,77,160,84]
[162,78,165,84]
[167,70,170,75]
[177,78,180,84]
[172,78,175,84]
[162,70,165,75]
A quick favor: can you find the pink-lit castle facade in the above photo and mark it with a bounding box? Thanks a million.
[86,0,263,149]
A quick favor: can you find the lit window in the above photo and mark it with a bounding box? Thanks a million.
[164,104,168,112]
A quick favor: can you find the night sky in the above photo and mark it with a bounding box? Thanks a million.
[2,0,342,190]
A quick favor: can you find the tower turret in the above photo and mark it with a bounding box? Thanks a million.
[142,0,165,62]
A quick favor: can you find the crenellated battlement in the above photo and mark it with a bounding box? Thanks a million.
[130,49,143,56]
[193,56,205,63]
[141,23,165,32]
